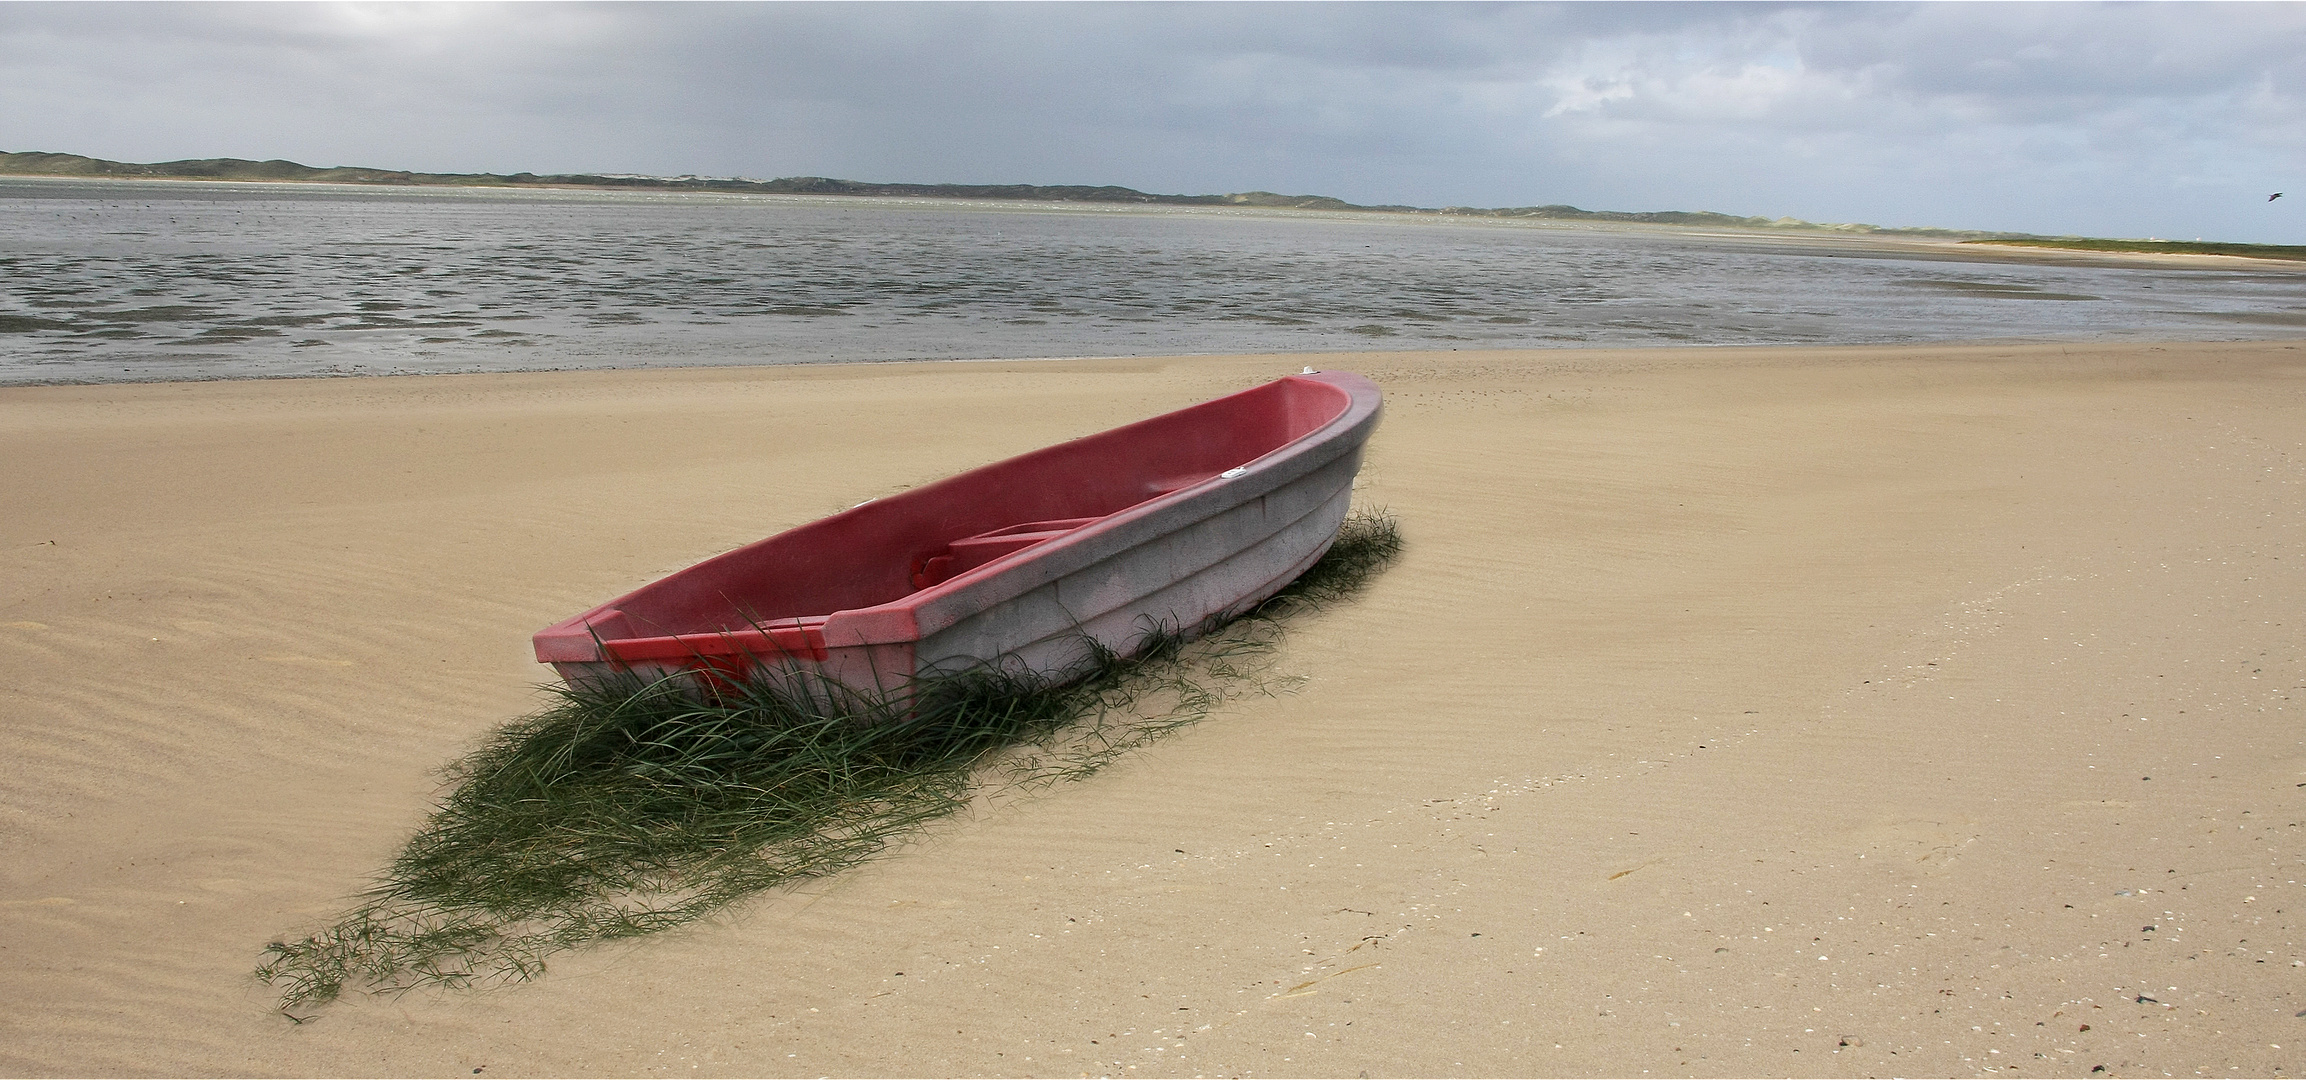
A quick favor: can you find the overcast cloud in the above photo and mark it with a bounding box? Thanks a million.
[2,2,2301,242]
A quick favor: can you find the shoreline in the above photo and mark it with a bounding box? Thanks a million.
[7,323,2306,392]
[11,164,2305,262]
[11,171,2306,269]
[4,340,2302,1076]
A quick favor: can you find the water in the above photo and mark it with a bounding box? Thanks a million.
[4,176,2302,384]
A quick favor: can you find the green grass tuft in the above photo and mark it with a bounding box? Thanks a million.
[257,508,1402,1012]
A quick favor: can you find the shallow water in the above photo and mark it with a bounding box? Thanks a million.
[4,176,2302,383]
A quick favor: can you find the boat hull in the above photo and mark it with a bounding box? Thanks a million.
[533,370,1381,696]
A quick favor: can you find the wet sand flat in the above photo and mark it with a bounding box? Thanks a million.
[2,341,2302,1077]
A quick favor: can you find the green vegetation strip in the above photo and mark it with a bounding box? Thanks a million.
[256,510,1402,1015]
[1964,238,2306,262]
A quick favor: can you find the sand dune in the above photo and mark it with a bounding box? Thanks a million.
[2,342,2301,1077]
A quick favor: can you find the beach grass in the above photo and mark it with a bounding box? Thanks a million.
[256,509,1401,1014]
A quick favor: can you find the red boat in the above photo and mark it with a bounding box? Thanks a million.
[532,370,1382,696]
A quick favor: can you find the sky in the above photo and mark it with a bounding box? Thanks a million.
[2,1,2302,243]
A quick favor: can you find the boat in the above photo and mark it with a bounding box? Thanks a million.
[532,369,1382,698]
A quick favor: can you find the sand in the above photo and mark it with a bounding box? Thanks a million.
[2,341,2301,1078]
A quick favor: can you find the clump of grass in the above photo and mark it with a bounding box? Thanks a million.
[1261,504,1406,614]
[257,508,1400,1013]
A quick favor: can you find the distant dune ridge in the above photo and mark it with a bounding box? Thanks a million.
[10,149,2302,259]
[1,148,2002,238]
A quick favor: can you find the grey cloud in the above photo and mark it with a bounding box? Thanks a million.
[1800,3,2306,101]
[1,2,2299,241]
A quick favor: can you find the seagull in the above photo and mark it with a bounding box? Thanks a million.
[2273,192,2286,202]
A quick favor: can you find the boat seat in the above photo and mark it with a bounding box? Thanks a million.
[911,517,1100,590]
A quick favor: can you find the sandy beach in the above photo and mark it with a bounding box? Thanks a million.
[2,341,2301,1078]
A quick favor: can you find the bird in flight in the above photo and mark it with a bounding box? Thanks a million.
[2273,192,2286,201]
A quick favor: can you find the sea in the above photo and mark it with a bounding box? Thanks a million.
[4,176,2303,385]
